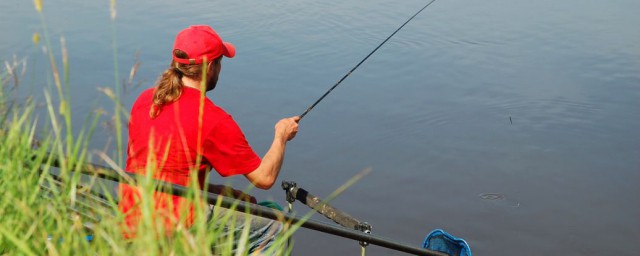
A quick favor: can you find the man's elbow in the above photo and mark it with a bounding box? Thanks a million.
[254,177,275,190]
[246,172,276,190]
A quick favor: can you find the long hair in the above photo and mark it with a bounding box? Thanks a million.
[149,49,208,119]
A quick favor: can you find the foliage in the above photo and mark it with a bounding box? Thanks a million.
[0,2,298,255]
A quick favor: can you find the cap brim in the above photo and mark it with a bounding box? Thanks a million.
[223,42,236,58]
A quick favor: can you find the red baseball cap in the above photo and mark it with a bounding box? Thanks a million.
[172,25,236,64]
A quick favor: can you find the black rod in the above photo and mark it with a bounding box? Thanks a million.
[299,0,437,120]
[44,160,446,256]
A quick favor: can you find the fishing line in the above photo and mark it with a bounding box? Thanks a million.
[299,0,437,120]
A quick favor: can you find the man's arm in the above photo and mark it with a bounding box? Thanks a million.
[244,116,299,189]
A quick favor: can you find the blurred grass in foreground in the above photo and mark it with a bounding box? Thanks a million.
[0,1,299,255]
[0,88,293,255]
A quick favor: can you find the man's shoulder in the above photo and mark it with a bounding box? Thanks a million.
[138,87,155,100]
[132,87,155,103]
[204,99,228,116]
[130,87,155,110]
[180,88,224,112]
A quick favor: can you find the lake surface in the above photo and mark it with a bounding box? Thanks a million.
[2,0,639,255]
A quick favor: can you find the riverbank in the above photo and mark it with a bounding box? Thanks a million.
[0,1,293,254]
[0,59,293,256]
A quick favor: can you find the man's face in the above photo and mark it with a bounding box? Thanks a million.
[205,59,222,92]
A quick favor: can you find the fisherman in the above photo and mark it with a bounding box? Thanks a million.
[118,24,299,251]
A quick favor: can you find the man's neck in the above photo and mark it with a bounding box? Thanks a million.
[181,77,202,90]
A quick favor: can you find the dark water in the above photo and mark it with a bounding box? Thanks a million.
[2,0,639,255]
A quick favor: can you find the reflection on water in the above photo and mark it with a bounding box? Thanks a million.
[2,0,639,255]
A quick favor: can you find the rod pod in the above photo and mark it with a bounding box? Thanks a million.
[282,181,372,251]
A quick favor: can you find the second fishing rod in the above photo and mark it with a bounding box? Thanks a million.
[298,0,437,121]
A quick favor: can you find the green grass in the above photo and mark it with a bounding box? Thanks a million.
[0,2,373,255]
[0,106,293,255]
[0,2,299,255]
[0,44,296,256]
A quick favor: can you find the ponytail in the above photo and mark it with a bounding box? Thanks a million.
[149,50,218,118]
[149,64,183,119]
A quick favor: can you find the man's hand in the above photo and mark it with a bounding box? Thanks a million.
[275,116,300,142]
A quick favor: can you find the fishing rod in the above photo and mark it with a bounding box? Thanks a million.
[41,156,446,256]
[299,0,437,120]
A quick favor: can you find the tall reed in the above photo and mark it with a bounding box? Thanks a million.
[0,1,302,255]
[0,50,295,256]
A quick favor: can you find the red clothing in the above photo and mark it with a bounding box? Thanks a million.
[118,86,261,237]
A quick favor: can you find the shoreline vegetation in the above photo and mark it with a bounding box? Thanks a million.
[0,95,292,255]
[0,1,307,255]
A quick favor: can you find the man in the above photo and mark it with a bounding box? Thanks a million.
[118,25,299,250]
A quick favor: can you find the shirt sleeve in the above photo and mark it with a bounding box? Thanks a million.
[204,115,261,177]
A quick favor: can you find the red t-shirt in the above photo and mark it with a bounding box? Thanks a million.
[118,86,261,237]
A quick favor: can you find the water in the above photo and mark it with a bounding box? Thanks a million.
[2,0,639,255]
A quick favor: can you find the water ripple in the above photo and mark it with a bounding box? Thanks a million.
[479,193,520,208]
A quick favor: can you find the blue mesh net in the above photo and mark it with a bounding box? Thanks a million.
[422,229,472,256]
